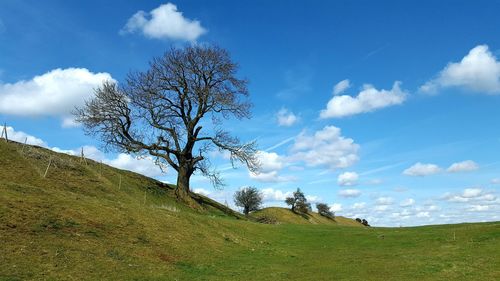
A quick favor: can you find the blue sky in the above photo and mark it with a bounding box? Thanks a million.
[1,0,500,226]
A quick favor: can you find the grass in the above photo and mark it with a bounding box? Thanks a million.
[0,140,499,280]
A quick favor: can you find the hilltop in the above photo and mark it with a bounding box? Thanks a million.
[252,207,361,226]
[1,140,499,280]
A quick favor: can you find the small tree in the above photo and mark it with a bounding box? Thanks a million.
[285,188,310,214]
[316,203,334,219]
[234,186,263,215]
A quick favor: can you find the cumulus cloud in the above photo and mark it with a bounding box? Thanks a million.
[193,188,211,196]
[330,203,342,212]
[0,126,47,147]
[403,162,442,176]
[261,188,292,201]
[320,81,407,118]
[0,68,113,127]
[104,154,165,178]
[122,3,206,41]
[4,125,165,177]
[249,151,295,182]
[420,45,500,94]
[447,160,479,173]
[338,189,361,198]
[467,205,490,212]
[337,171,359,186]
[442,188,497,203]
[291,126,359,169]
[400,198,415,207]
[276,108,299,127]
[333,79,351,95]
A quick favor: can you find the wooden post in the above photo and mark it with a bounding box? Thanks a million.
[80,148,87,165]
[143,191,147,205]
[118,174,122,190]
[21,137,27,152]
[1,123,7,142]
[100,160,103,176]
[453,231,456,241]
[43,157,52,178]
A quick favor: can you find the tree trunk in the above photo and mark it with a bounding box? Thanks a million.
[175,164,195,206]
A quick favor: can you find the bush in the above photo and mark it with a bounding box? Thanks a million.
[316,203,334,219]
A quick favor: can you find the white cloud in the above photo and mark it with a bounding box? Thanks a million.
[291,126,359,169]
[338,189,361,198]
[333,79,351,95]
[400,198,415,207]
[0,126,47,147]
[447,160,479,173]
[420,45,500,94]
[261,188,292,202]
[249,151,295,182]
[0,68,113,127]
[443,188,497,203]
[416,211,430,218]
[193,188,211,196]
[104,154,165,178]
[249,171,295,183]
[403,162,442,176]
[330,203,342,212]
[375,197,394,205]
[320,81,407,118]
[276,108,299,127]
[491,178,500,184]
[462,188,483,198]
[122,3,206,41]
[306,195,321,203]
[337,171,359,186]
[2,125,165,178]
[467,205,490,212]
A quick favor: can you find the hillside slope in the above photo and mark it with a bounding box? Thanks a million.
[1,140,499,280]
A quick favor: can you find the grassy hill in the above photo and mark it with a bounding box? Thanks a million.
[1,140,499,280]
[252,207,362,226]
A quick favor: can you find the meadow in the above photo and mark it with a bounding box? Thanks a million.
[1,140,499,280]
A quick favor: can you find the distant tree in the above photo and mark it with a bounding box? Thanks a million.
[234,186,263,215]
[362,219,370,227]
[285,188,310,214]
[316,203,334,219]
[355,218,362,223]
[296,200,312,214]
[74,45,259,205]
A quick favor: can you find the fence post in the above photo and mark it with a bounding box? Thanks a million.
[43,157,52,178]
[1,123,7,142]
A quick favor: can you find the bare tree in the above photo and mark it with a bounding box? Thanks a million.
[233,186,263,215]
[74,45,259,204]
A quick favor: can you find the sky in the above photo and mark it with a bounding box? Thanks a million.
[1,0,500,226]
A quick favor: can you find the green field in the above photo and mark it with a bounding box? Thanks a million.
[1,140,499,280]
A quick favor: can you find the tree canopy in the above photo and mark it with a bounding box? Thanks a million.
[234,186,263,215]
[74,45,259,203]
